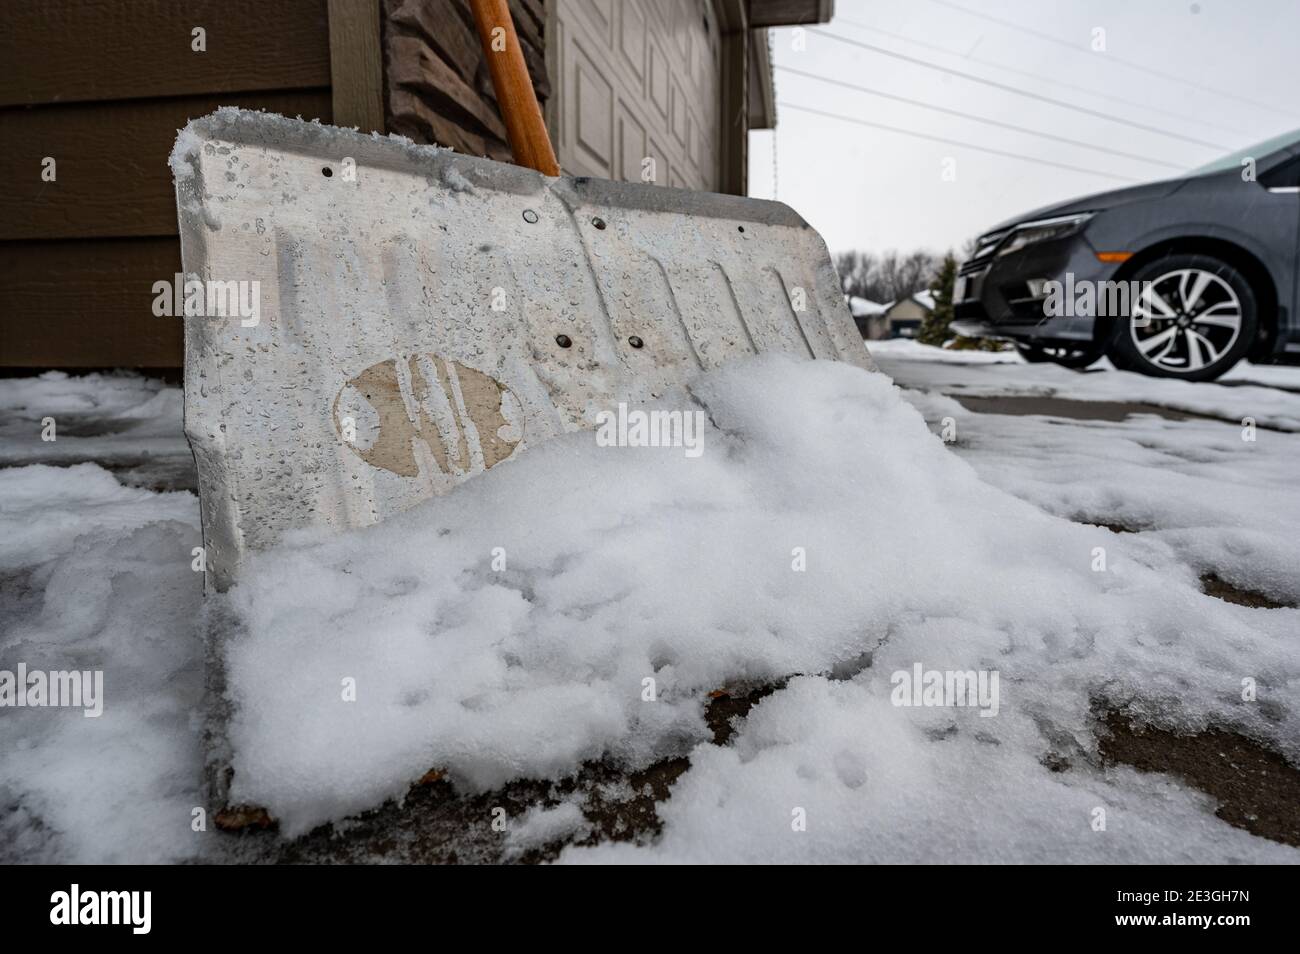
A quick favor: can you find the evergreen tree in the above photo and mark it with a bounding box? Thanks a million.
[917,253,957,347]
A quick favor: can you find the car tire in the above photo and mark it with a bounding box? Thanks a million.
[1014,342,1104,369]
[1105,253,1257,382]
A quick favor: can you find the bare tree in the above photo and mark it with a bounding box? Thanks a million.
[834,248,943,304]
[833,250,877,300]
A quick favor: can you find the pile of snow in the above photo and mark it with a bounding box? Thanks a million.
[0,464,206,863]
[216,355,1299,860]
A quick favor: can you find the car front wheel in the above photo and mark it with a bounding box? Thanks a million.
[1106,254,1257,381]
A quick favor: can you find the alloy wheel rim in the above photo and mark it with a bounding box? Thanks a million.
[1130,267,1242,373]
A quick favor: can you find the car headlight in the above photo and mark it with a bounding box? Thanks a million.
[996,213,1095,257]
[971,229,1010,260]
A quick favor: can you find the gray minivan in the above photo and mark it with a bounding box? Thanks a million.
[951,130,1300,380]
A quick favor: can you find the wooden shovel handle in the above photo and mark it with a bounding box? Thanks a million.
[469,0,561,176]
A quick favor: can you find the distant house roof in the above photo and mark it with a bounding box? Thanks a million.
[883,291,935,321]
[846,295,888,318]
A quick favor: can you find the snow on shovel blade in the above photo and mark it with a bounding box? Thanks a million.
[172,109,872,592]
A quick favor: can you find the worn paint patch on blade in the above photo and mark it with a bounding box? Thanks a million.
[173,108,873,590]
[332,355,522,479]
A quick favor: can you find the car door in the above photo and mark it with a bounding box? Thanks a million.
[1257,151,1300,348]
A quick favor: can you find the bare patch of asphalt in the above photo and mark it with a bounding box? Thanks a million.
[1078,559,1298,850]
[1218,377,1300,395]
[949,393,1296,431]
[217,660,1300,862]
[217,684,782,865]
[1098,711,1300,848]
[1199,573,1294,610]
[1072,518,1146,534]
[953,394,1195,423]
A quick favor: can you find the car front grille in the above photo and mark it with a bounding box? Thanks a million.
[961,229,1011,273]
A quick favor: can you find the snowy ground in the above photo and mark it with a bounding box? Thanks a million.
[2,351,1298,864]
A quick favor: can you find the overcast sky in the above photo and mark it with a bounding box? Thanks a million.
[748,0,1300,258]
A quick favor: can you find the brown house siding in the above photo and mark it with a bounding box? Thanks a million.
[0,0,554,370]
[0,0,334,369]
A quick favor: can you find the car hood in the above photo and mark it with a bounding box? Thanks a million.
[985,177,1188,234]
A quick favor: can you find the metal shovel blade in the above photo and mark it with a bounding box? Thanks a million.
[174,109,872,590]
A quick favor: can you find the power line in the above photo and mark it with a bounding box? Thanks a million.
[806,27,1230,151]
[779,101,1140,182]
[834,15,1251,138]
[775,64,1183,169]
[926,0,1295,119]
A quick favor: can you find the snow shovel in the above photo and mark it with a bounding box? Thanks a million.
[176,0,870,830]
[173,0,870,599]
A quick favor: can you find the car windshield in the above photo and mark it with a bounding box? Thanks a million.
[1188,128,1300,175]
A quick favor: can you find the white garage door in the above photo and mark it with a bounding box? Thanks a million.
[551,0,721,191]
